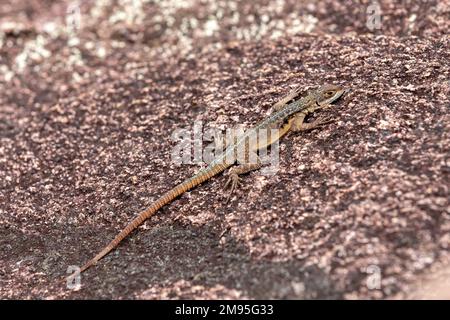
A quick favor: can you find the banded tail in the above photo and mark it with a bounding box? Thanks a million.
[76,163,228,274]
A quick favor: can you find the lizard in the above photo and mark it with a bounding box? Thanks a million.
[69,84,347,278]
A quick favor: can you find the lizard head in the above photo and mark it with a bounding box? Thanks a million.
[314,84,346,106]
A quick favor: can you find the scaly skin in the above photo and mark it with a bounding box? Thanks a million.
[71,84,346,277]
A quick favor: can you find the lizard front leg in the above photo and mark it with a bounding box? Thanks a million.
[224,159,262,201]
[291,112,334,132]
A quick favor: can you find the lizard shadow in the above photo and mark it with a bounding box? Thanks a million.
[51,221,344,299]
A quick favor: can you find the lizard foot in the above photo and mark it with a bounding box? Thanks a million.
[224,172,241,202]
[315,115,335,126]
[292,115,335,132]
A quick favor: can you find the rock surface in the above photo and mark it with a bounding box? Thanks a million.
[0,0,449,299]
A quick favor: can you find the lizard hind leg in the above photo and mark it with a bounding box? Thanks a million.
[224,161,262,202]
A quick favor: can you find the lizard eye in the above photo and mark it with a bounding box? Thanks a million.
[324,90,335,97]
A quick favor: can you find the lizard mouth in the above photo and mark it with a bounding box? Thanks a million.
[332,88,349,104]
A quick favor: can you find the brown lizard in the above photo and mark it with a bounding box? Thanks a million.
[69,84,347,278]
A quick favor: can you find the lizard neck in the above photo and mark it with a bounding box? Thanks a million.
[271,96,313,122]
[253,95,313,131]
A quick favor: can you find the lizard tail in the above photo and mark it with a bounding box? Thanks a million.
[77,163,228,274]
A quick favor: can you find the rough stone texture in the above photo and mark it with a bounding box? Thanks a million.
[0,0,449,299]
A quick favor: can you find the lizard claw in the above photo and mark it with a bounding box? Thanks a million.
[224,173,241,202]
[316,115,335,126]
